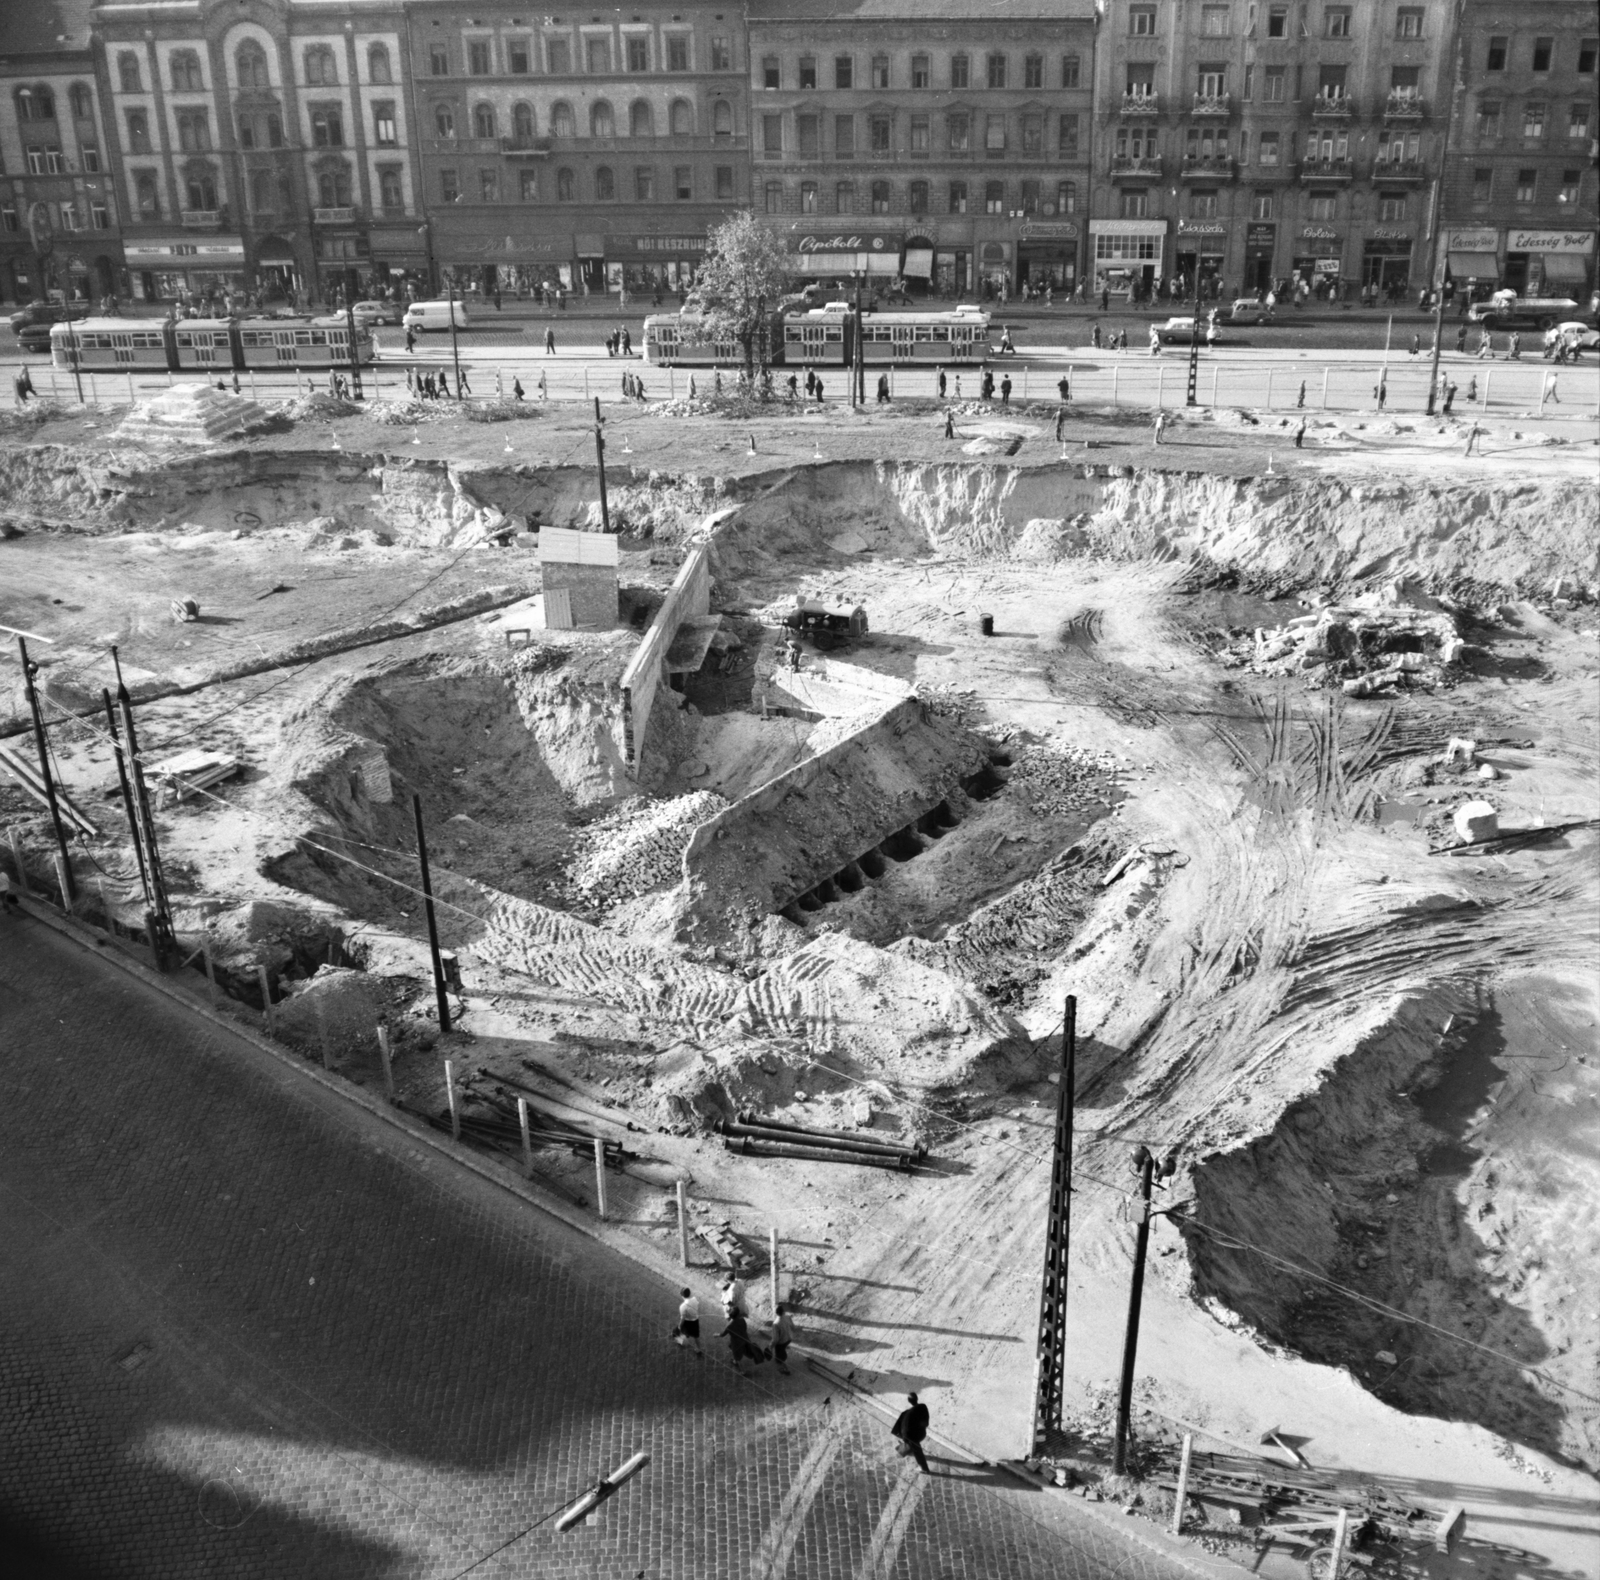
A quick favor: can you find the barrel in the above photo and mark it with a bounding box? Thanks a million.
[979,613,994,636]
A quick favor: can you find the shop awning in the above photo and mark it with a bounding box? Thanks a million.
[903,246,934,279]
[865,253,899,276]
[1540,253,1589,283]
[575,234,605,259]
[1447,250,1499,278]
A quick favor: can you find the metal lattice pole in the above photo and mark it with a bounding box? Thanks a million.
[1030,995,1077,1455]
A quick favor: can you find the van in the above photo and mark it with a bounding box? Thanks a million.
[402,299,469,332]
[1466,292,1578,331]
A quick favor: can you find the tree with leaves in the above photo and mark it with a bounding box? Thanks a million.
[685,211,791,379]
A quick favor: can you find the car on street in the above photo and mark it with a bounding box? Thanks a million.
[9,301,73,335]
[350,299,403,327]
[1227,297,1275,324]
[1155,316,1224,344]
[16,322,57,354]
[1543,320,1599,356]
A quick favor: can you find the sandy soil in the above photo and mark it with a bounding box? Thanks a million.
[2,391,1597,1580]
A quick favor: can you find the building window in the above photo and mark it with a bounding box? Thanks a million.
[984,179,1004,214]
[126,110,150,154]
[763,55,780,89]
[909,179,928,213]
[676,165,692,199]
[836,114,855,156]
[1130,6,1157,36]
[586,37,611,74]
[713,100,733,135]
[547,40,570,74]
[635,166,653,200]
[1395,8,1423,39]
[366,45,393,86]
[1572,103,1593,141]
[135,171,160,219]
[1318,65,1347,101]
[1191,188,1219,218]
[311,107,342,147]
[1580,38,1598,73]
[1202,6,1230,35]
[985,113,1006,152]
[170,50,203,92]
[177,109,211,151]
[801,180,817,212]
[948,179,967,213]
[1263,66,1285,102]
[871,178,891,213]
[1119,187,1148,218]
[1475,100,1501,141]
[986,53,1007,89]
[1471,167,1492,202]
[912,54,929,88]
[631,100,653,137]
[475,103,496,139]
[436,104,457,138]
[910,115,929,154]
[17,86,54,122]
[1392,65,1420,96]
[305,46,337,86]
[480,168,499,201]
[184,170,216,210]
[469,40,491,76]
[374,102,397,146]
[1053,114,1079,161]
[670,99,692,135]
[1251,191,1274,219]
[835,55,853,89]
[799,56,817,89]
[1524,103,1546,141]
[1531,36,1553,72]
[1022,114,1042,153]
[557,167,575,200]
[595,165,615,199]
[1267,4,1287,36]
[1061,55,1080,88]
[1515,169,1535,202]
[1020,178,1040,213]
[836,180,854,213]
[431,45,450,76]
[1307,190,1336,220]
[585,101,613,138]
[235,41,270,89]
[1485,36,1506,71]
[1325,8,1351,38]
[763,113,782,153]
[509,40,531,74]
[91,200,109,229]
[440,167,459,202]
[1056,180,1077,214]
[380,167,404,209]
[627,37,649,72]
[519,168,538,200]
[667,35,689,71]
[1198,66,1226,98]
[947,113,968,152]
[764,179,783,213]
[712,35,731,71]
[1558,170,1580,205]
[798,113,819,156]
[1243,64,1254,100]
[1377,190,1406,222]
[870,115,891,154]
[872,55,890,89]
[950,53,969,89]
[118,52,142,93]
[81,145,101,173]
[512,103,535,144]
[1024,54,1042,89]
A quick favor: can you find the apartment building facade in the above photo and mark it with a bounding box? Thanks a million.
[405,2,749,295]
[745,0,1096,298]
[1093,0,1456,302]
[1441,2,1597,299]
[89,0,423,304]
[0,0,124,305]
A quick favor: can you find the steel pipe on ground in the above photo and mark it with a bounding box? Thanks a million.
[717,1119,920,1162]
[722,1135,914,1171]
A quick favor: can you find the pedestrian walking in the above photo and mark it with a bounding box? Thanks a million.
[1464,422,1481,455]
[944,408,956,439]
[714,369,723,396]
[720,1275,749,1320]
[405,326,416,355]
[1443,380,1457,415]
[622,370,632,398]
[1456,323,1468,354]
[1000,374,1012,406]
[1294,417,1306,449]
[1153,410,1167,445]
[512,376,524,401]
[891,1393,931,1473]
[622,328,633,356]
[1055,404,1067,442]
[770,1304,795,1374]
[1409,335,1420,358]
[14,367,34,404]
[953,373,962,400]
[1508,333,1521,360]
[1090,322,1102,350]
[936,366,947,399]
[980,368,994,400]
[1100,286,1110,312]
[545,327,557,354]
[458,367,472,396]
[675,1288,703,1355]
[537,370,547,400]
[719,1309,758,1373]
[814,375,825,403]
[1148,325,1162,356]
[999,325,1016,356]
[1374,378,1387,410]
[1297,380,1307,409]
[1477,332,1492,360]
[1467,375,1477,403]
[876,372,890,403]
[1542,372,1560,405]
[1057,373,1071,405]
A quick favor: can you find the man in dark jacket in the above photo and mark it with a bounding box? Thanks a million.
[891,1393,931,1473]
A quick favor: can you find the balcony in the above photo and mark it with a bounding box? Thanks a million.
[501,135,553,158]
[1191,93,1231,116]
[1120,91,1160,116]
[1180,154,1236,180]
[1383,91,1426,122]
[1297,158,1354,181]
[1110,154,1164,176]
[312,206,357,224]
[1372,158,1428,183]
[1311,92,1353,120]
[180,209,222,229]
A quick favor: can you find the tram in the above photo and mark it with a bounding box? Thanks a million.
[644,304,991,368]
[50,315,374,374]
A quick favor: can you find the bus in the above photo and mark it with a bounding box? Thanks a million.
[644,304,990,368]
[50,315,375,374]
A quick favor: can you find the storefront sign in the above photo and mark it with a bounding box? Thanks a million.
[1088,219,1167,236]
[789,231,901,254]
[1443,227,1498,252]
[124,237,245,265]
[1370,228,1412,242]
[623,234,707,255]
[1018,221,1079,240]
[1246,223,1276,249]
[1299,226,1340,242]
[1177,221,1227,235]
[1506,229,1594,254]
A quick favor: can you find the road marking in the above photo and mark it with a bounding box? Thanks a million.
[749,1426,842,1580]
[855,1469,928,1580]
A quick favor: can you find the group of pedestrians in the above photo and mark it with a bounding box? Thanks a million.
[404,366,468,400]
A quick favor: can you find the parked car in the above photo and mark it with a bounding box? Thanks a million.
[1467,292,1579,330]
[1543,320,1599,356]
[1155,315,1224,344]
[9,301,72,335]
[350,299,403,327]
[1227,297,1275,324]
[401,299,468,332]
[17,322,57,354]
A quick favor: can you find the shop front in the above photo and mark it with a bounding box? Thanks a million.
[932,220,973,298]
[781,227,905,290]
[1361,230,1414,297]
[977,241,1010,298]
[367,226,430,300]
[1089,219,1166,301]
[124,236,246,303]
[1292,226,1344,297]
[1244,223,1276,294]
[252,234,303,303]
[1504,228,1595,299]
[902,234,935,295]
[1174,221,1228,299]
[1016,221,1080,293]
[605,232,708,296]
[1442,227,1500,300]
[440,231,573,298]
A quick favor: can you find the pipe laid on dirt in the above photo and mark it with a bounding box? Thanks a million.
[718,1118,919,1162]
[722,1135,915,1171]
[733,1111,928,1160]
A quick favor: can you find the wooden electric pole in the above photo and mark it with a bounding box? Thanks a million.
[593,396,611,534]
[1031,995,1078,1455]
[412,793,451,1033]
[1113,1146,1157,1474]
[102,687,151,909]
[17,637,73,901]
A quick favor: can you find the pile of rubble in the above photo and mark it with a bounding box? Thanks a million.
[1213,596,1465,698]
[915,682,985,725]
[1006,741,1125,818]
[557,790,728,910]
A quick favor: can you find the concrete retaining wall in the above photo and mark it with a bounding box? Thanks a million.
[618,538,714,765]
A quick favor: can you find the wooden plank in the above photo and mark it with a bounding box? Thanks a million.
[0,743,99,836]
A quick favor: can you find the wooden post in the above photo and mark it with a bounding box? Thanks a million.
[1170,1433,1193,1535]
[770,1224,780,1317]
[54,853,72,911]
[1265,369,1274,410]
[202,938,218,1001]
[518,1096,533,1176]
[1482,368,1492,410]
[126,369,135,404]
[249,367,258,400]
[444,1058,460,1140]
[1157,366,1165,407]
[8,828,26,896]
[593,1136,608,1220]
[1111,365,1119,406]
[669,365,675,399]
[257,963,275,1036]
[676,1178,689,1266]
[1328,1509,1349,1576]
[412,795,451,1034]
[1210,365,1219,407]
[1321,367,1330,409]
[376,1025,395,1099]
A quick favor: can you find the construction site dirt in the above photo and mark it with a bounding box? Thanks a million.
[2,386,1597,1580]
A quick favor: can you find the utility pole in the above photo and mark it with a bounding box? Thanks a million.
[17,637,73,901]
[446,269,463,395]
[412,793,451,1033]
[344,294,364,401]
[1185,268,1203,407]
[1425,0,1467,415]
[114,655,174,968]
[1031,995,1078,1455]
[593,396,611,534]
[102,687,151,909]
[1113,1146,1157,1475]
[852,271,866,407]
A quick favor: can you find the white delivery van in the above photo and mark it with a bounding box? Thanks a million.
[402,299,469,332]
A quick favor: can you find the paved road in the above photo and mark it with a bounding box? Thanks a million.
[0,911,1201,1580]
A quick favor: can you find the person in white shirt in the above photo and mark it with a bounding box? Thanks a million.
[675,1288,702,1354]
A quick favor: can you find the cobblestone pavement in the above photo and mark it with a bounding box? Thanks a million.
[0,913,1201,1580]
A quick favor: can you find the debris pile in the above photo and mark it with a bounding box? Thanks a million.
[1213,596,1466,697]
[915,682,984,724]
[1005,741,1124,817]
[116,382,270,447]
[556,791,728,910]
